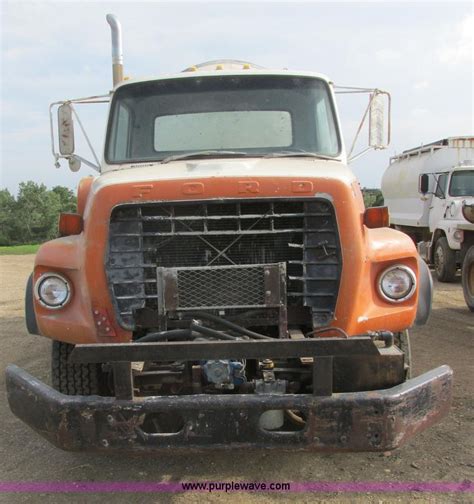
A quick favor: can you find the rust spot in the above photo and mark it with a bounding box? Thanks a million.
[291,181,313,193]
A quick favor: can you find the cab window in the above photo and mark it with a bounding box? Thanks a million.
[434,173,448,198]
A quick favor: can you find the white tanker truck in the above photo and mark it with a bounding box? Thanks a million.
[382,137,474,311]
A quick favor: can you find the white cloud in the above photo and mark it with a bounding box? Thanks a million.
[414,80,429,90]
[375,49,402,63]
[3,46,30,61]
[438,13,473,64]
[411,108,429,118]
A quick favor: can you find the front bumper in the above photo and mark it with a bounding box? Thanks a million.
[6,364,452,452]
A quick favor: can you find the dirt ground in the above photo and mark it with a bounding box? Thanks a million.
[0,255,472,503]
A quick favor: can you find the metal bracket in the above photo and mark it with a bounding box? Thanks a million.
[157,263,288,334]
[112,362,134,400]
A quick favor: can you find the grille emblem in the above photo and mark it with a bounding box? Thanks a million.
[238,181,260,193]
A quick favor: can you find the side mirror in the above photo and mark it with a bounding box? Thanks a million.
[57,103,75,155]
[419,174,430,194]
[369,92,389,149]
[342,86,391,163]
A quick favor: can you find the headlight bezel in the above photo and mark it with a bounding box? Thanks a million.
[377,265,417,303]
[34,273,71,309]
[462,203,474,224]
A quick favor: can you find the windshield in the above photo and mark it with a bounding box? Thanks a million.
[105,75,340,164]
[449,170,474,197]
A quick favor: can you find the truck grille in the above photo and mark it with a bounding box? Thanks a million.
[170,265,266,309]
[106,199,342,330]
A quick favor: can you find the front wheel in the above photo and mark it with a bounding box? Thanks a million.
[434,237,457,282]
[462,245,474,312]
[51,341,109,395]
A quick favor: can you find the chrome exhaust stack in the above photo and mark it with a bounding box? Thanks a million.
[106,14,123,86]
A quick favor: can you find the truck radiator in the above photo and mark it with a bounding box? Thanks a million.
[106,199,342,330]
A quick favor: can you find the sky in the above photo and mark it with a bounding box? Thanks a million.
[1,1,473,194]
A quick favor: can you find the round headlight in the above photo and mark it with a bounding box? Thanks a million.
[35,274,71,309]
[453,229,464,242]
[462,203,474,224]
[378,265,416,303]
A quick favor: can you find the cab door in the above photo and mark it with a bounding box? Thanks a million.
[429,172,449,232]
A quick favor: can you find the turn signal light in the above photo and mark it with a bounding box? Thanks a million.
[58,213,83,236]
[364,206,389,228]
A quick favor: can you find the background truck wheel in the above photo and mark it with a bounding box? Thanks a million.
[52,341,108,395]
[395,330,412,379]
[462,245,474,312]
[434,237,457,282]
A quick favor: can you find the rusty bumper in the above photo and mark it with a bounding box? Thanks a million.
[6,364,452,452]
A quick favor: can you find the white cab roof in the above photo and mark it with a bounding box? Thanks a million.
[114,60,333,90]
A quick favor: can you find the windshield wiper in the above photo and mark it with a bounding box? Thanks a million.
[160,149,335,164]
[263,150,334,161]
[160,151,252,164]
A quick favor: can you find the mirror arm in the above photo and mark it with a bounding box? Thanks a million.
[69,104,101,167]
[334,85,375,93]
[347,94,374,159]
[69,154,100,171]
[348,147,374,163]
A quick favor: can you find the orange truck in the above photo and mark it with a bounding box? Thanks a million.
[6,15,452,452]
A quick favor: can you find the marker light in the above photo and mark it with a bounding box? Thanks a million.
[378,265,416,303]
[364,206,389,228]
[35,273,71,309]
[58,213,83,236]
[453,229,464,242]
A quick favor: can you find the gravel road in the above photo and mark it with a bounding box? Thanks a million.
[0,255,472,503]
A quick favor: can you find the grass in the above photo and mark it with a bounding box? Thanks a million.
[0,244,40,255]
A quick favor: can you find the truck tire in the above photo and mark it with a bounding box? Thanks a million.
[51,341,107,395]
[434,237,457,282]
[395,330,412,379]
[462,245,474,312]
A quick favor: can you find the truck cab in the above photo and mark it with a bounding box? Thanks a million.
[426,165,474,249]
[422,163,474,309]
[5,15,453,452]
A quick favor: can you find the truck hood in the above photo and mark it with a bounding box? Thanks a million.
[95,157,356,191]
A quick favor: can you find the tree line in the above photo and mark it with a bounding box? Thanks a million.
[0,182,383,247]
[362,188,384,208]
[0,182,77,246]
